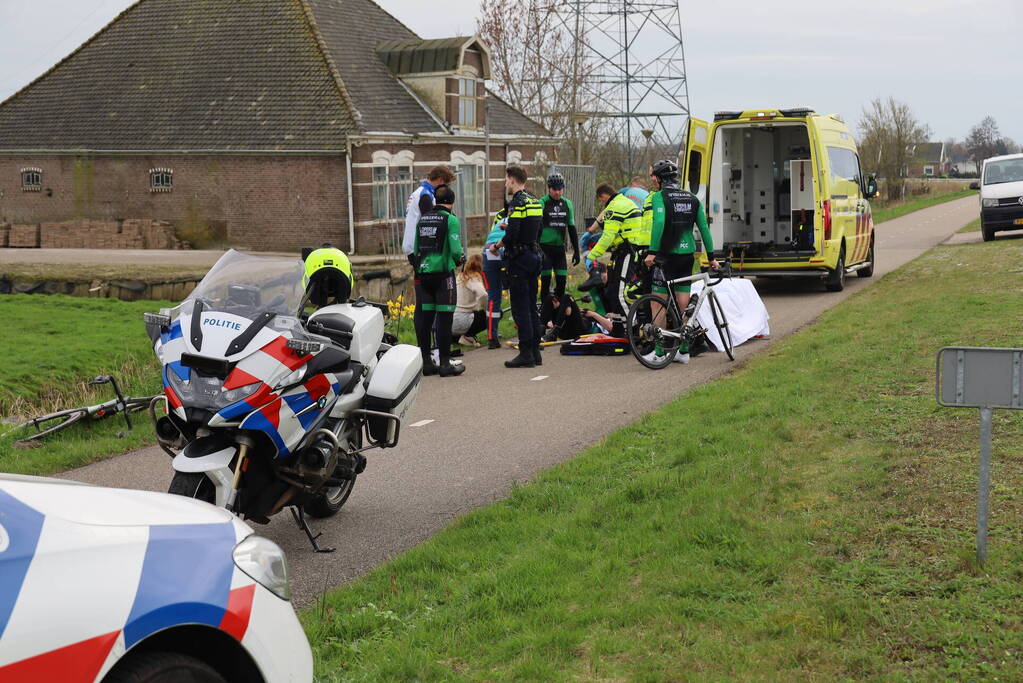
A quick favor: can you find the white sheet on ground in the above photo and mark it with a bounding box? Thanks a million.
[690,278,770,351]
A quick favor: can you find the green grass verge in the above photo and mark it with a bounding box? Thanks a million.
[958,218,981,234]
[0,295,166,474]
[873,189,977,224]
[303,238,1023,680]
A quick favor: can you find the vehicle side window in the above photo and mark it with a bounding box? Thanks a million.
[687,150,702,194]
[828,147,861,197]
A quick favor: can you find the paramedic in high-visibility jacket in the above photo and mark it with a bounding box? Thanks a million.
[500,165,544,369]
[587,183,650,325]
[643,159,719,364]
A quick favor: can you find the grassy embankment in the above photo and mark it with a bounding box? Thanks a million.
[871,188,976,225]
[0,295,168,474]
[303,236,1023,680]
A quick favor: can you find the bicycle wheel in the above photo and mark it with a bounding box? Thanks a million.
[626,294,682,370]
[6,408,88,442]
[708,291,734,361]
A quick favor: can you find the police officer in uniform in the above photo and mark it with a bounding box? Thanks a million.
[538,172,580,327]
[643,159,719,364]
[587,183,650,329]
[501,165,544,368]
[412,185,465,377]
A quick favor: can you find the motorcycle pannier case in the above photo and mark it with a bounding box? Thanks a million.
[364,344,423,445]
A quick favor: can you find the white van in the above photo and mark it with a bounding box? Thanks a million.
[979,153,1023,241]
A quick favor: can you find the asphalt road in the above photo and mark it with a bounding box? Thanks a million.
[57,197,979,606]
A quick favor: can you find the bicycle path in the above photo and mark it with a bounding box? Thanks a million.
[57,197,979,606]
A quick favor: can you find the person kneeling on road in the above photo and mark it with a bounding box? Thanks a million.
[412,185,465,377]
[452,254,489,347]
[541,292,615,341]
[643,159,719,365]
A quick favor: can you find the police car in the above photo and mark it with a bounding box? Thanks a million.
[0,474,312,682]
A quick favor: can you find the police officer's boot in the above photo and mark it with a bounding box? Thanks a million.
[504,349,535,369]
[532,344,543,366]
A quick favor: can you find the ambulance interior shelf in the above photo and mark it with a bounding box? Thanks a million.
[709,123,816,258]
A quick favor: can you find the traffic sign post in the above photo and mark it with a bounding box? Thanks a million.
[935,347,1023,563]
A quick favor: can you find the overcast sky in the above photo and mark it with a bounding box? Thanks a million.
[0,0,1018,143]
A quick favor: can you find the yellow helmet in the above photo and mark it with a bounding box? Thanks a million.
[303,247,353,307]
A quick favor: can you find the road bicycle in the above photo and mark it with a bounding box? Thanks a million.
[3,375,159,443]
[626,262,735,370]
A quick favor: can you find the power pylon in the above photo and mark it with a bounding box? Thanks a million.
[545,1,692,176]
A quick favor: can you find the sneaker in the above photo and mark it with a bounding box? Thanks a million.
[673,353,690,364]
[459,335,480,347]
[541,329,558,343]
[487,339,501,350]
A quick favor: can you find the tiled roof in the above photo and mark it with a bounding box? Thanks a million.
[0,0,356,151]
[0,0,552,151]
[915,142,945,164]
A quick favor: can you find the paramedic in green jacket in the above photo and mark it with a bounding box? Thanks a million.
[538,172,580,321]
[643,159,719,362]
[413,185,465,377]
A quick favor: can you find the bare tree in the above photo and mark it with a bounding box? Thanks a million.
[965,116,1017,164]
[478,0,619,178]
[857,97,931,200]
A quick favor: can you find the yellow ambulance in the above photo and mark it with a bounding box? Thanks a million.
[682,107,878,291]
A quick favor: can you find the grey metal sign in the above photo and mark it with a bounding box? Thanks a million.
[935,346,1023,564]
[936,346,1023,408]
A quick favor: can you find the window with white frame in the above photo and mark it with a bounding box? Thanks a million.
[149,168,173,192]
[21,167,42,191]
[923,165,935,176]
[458,77,477,128]
[390,166,414,219]
[372,166,389,219]
[457,163,485,216]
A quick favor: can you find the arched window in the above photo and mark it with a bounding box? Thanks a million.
[370,150,415,221]
[20,167,42,191]
[149,168,173,192]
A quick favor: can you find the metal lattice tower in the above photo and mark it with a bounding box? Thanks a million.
[544,1,691,175]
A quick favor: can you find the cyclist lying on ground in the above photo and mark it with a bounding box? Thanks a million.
[540,293,615,342]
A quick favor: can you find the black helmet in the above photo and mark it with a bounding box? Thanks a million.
[547,172,565,190]
[650,159,680,182]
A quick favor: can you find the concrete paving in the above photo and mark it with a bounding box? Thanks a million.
[56,197,979,606]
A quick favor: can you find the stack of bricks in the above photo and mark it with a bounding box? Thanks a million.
[8,224,41,248]
[32,219,184,249]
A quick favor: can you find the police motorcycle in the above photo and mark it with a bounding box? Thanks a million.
[143,249,422,552]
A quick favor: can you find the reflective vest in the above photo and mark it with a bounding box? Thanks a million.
[588,193,648,260]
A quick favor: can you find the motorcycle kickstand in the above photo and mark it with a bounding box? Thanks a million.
[289,506,335,553]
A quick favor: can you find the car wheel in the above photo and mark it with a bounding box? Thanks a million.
[168,471,216,504]
[103,651,226,683]
[982,224,996,242]
[825,244,846,292]
[857,236,875,278]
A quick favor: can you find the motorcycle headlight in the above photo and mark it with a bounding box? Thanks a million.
[233,535,291,600]
[222,382,261,404]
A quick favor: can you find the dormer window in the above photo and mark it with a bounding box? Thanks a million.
[150,167,173,192]
[21,167,42,191]
[458,77,477,128]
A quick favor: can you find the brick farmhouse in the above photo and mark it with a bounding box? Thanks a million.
[0,0,558,253]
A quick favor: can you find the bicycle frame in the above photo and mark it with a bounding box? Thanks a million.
[651,271,717,340]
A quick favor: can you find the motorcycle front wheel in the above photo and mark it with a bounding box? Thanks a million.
[168,471,216,504]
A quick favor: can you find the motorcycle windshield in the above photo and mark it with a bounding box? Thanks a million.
[187,249,305,317]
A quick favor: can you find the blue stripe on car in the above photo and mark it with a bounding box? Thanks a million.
[0,490,46,639]
[123,521,236,648]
